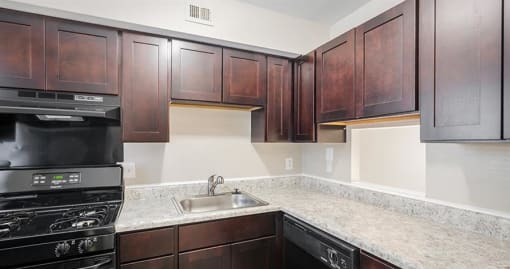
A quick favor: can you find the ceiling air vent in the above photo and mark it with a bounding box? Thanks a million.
[186,3,213,26]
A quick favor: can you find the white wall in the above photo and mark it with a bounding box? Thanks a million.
[123,107,301,185]
[7,0,329,54]
[329,0,405,38]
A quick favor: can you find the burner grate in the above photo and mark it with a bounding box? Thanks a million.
[0,212,35,238]
[49,206,109,233]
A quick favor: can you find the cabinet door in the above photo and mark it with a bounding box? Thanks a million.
[179,245,231,269]
[119,227,175,264]
[293,51,316,142]
[266,57,292,142]
[231,236,275,269]
[121,256,174,269]
[121,33,169,142]
[0,9,44,89]
[355,0,416,118]
[360,251,397,269]
[46,19,119,95]
[223,49,266,106]
[171,40,222,102]
[420,0,502,141]
[316,30,356,122]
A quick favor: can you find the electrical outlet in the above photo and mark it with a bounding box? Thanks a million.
[285,158,293,170]
[325,147,334,161]
[120,162,136,179]
[326,161,333,173]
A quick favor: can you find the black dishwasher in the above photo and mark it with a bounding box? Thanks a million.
[284,215,359,269]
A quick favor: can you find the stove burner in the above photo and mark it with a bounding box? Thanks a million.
[0,212,34,238]
[49,206,109,233]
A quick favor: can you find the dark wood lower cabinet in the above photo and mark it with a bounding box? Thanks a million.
[231,236,275,269]
[121,256,175,269]
[118,227,176,264]
[361,251,398,269]
[179,245,232,269]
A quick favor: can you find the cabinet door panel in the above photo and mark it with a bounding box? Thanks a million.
[316,30,356,122]
[232,236,275,269]
[119,227,175,263]
[121,256,174,269]
[223,49,266,106]
[0,9,44,89]
[171,40,222,102]
[121,33,169,142]
[46,19,119,95]
[420,0,502,141]
[293,51,316,142]
[179,245,231,269]
[355,0,416,118]
[266,57,292,142]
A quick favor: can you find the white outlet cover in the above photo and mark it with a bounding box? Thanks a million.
[285,158,293,170]
[325,147,334,161]
[326,161,333,173]
[120,162,136,179]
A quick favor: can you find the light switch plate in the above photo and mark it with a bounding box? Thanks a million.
[285,158,293,170]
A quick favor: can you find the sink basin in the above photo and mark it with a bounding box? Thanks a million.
[178,192,268,214]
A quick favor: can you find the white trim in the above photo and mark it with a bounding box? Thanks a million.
[125,174,301,189]
[302,174,510,220]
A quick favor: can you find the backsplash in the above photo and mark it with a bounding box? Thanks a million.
[125,175,510,241]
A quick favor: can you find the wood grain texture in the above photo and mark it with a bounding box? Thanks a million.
[45,18,119,95]
[178,213,276,252]
[0,8,45,90]
[355,0,417,118]
[223,48,267,106]
[120,255,174,269]
[420,0,502,141]
[179,245,231,269]
[316,30,356,122]
[293,51,316,142]
[118,227,175,264]
[231,236,275,269]
[360,251,398,269]
[266,57,292,142]
[121,32,169,142]
[171,40,222,102]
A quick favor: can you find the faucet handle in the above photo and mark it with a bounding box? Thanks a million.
[217,176,224,184]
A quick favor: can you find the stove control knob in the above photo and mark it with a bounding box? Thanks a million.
[54,241,70,258]
[78,238,95,254]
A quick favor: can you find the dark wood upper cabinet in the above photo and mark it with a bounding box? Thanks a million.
[355,0,417,118]
[231,236,275,269]
[0,9,45,90]
[361,251,398,269]
[223,49,267,106]
[121,32,169,142]
[420,0,502,141]
[45,19,119,95]
[293,51,316,142]
[179,245,231,269]
[316,30,356,123]
[171,40,222,102]
[266,57,292,142]
[505,1,510,140]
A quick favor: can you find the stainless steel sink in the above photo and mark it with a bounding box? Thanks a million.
[177,192,268,214]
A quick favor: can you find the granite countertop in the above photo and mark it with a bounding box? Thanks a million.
[116,185,510,269]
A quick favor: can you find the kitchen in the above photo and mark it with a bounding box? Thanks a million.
[0,0,509,268]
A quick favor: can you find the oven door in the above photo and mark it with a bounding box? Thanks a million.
[18,253,115,269]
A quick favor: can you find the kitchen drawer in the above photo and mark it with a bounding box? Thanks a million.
[120,255,174,269]
[179,213,276,252]
[361,251,398,269]
[119,227,175,263]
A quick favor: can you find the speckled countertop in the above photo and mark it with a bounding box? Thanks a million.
[116,181,510,269]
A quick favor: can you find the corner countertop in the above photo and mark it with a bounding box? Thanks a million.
[116,186,510,269]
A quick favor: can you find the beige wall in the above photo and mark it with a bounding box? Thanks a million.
[7,0,329,54]
[123,107,301,185]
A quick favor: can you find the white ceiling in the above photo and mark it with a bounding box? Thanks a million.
[237,0,371,24]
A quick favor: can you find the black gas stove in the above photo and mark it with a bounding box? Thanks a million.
[0,89,124,269]
[0,166,122,269]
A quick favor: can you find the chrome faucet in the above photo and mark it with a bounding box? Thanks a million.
[207,175,224,196]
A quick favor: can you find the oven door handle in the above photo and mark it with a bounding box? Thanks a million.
[76,258,112,269]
